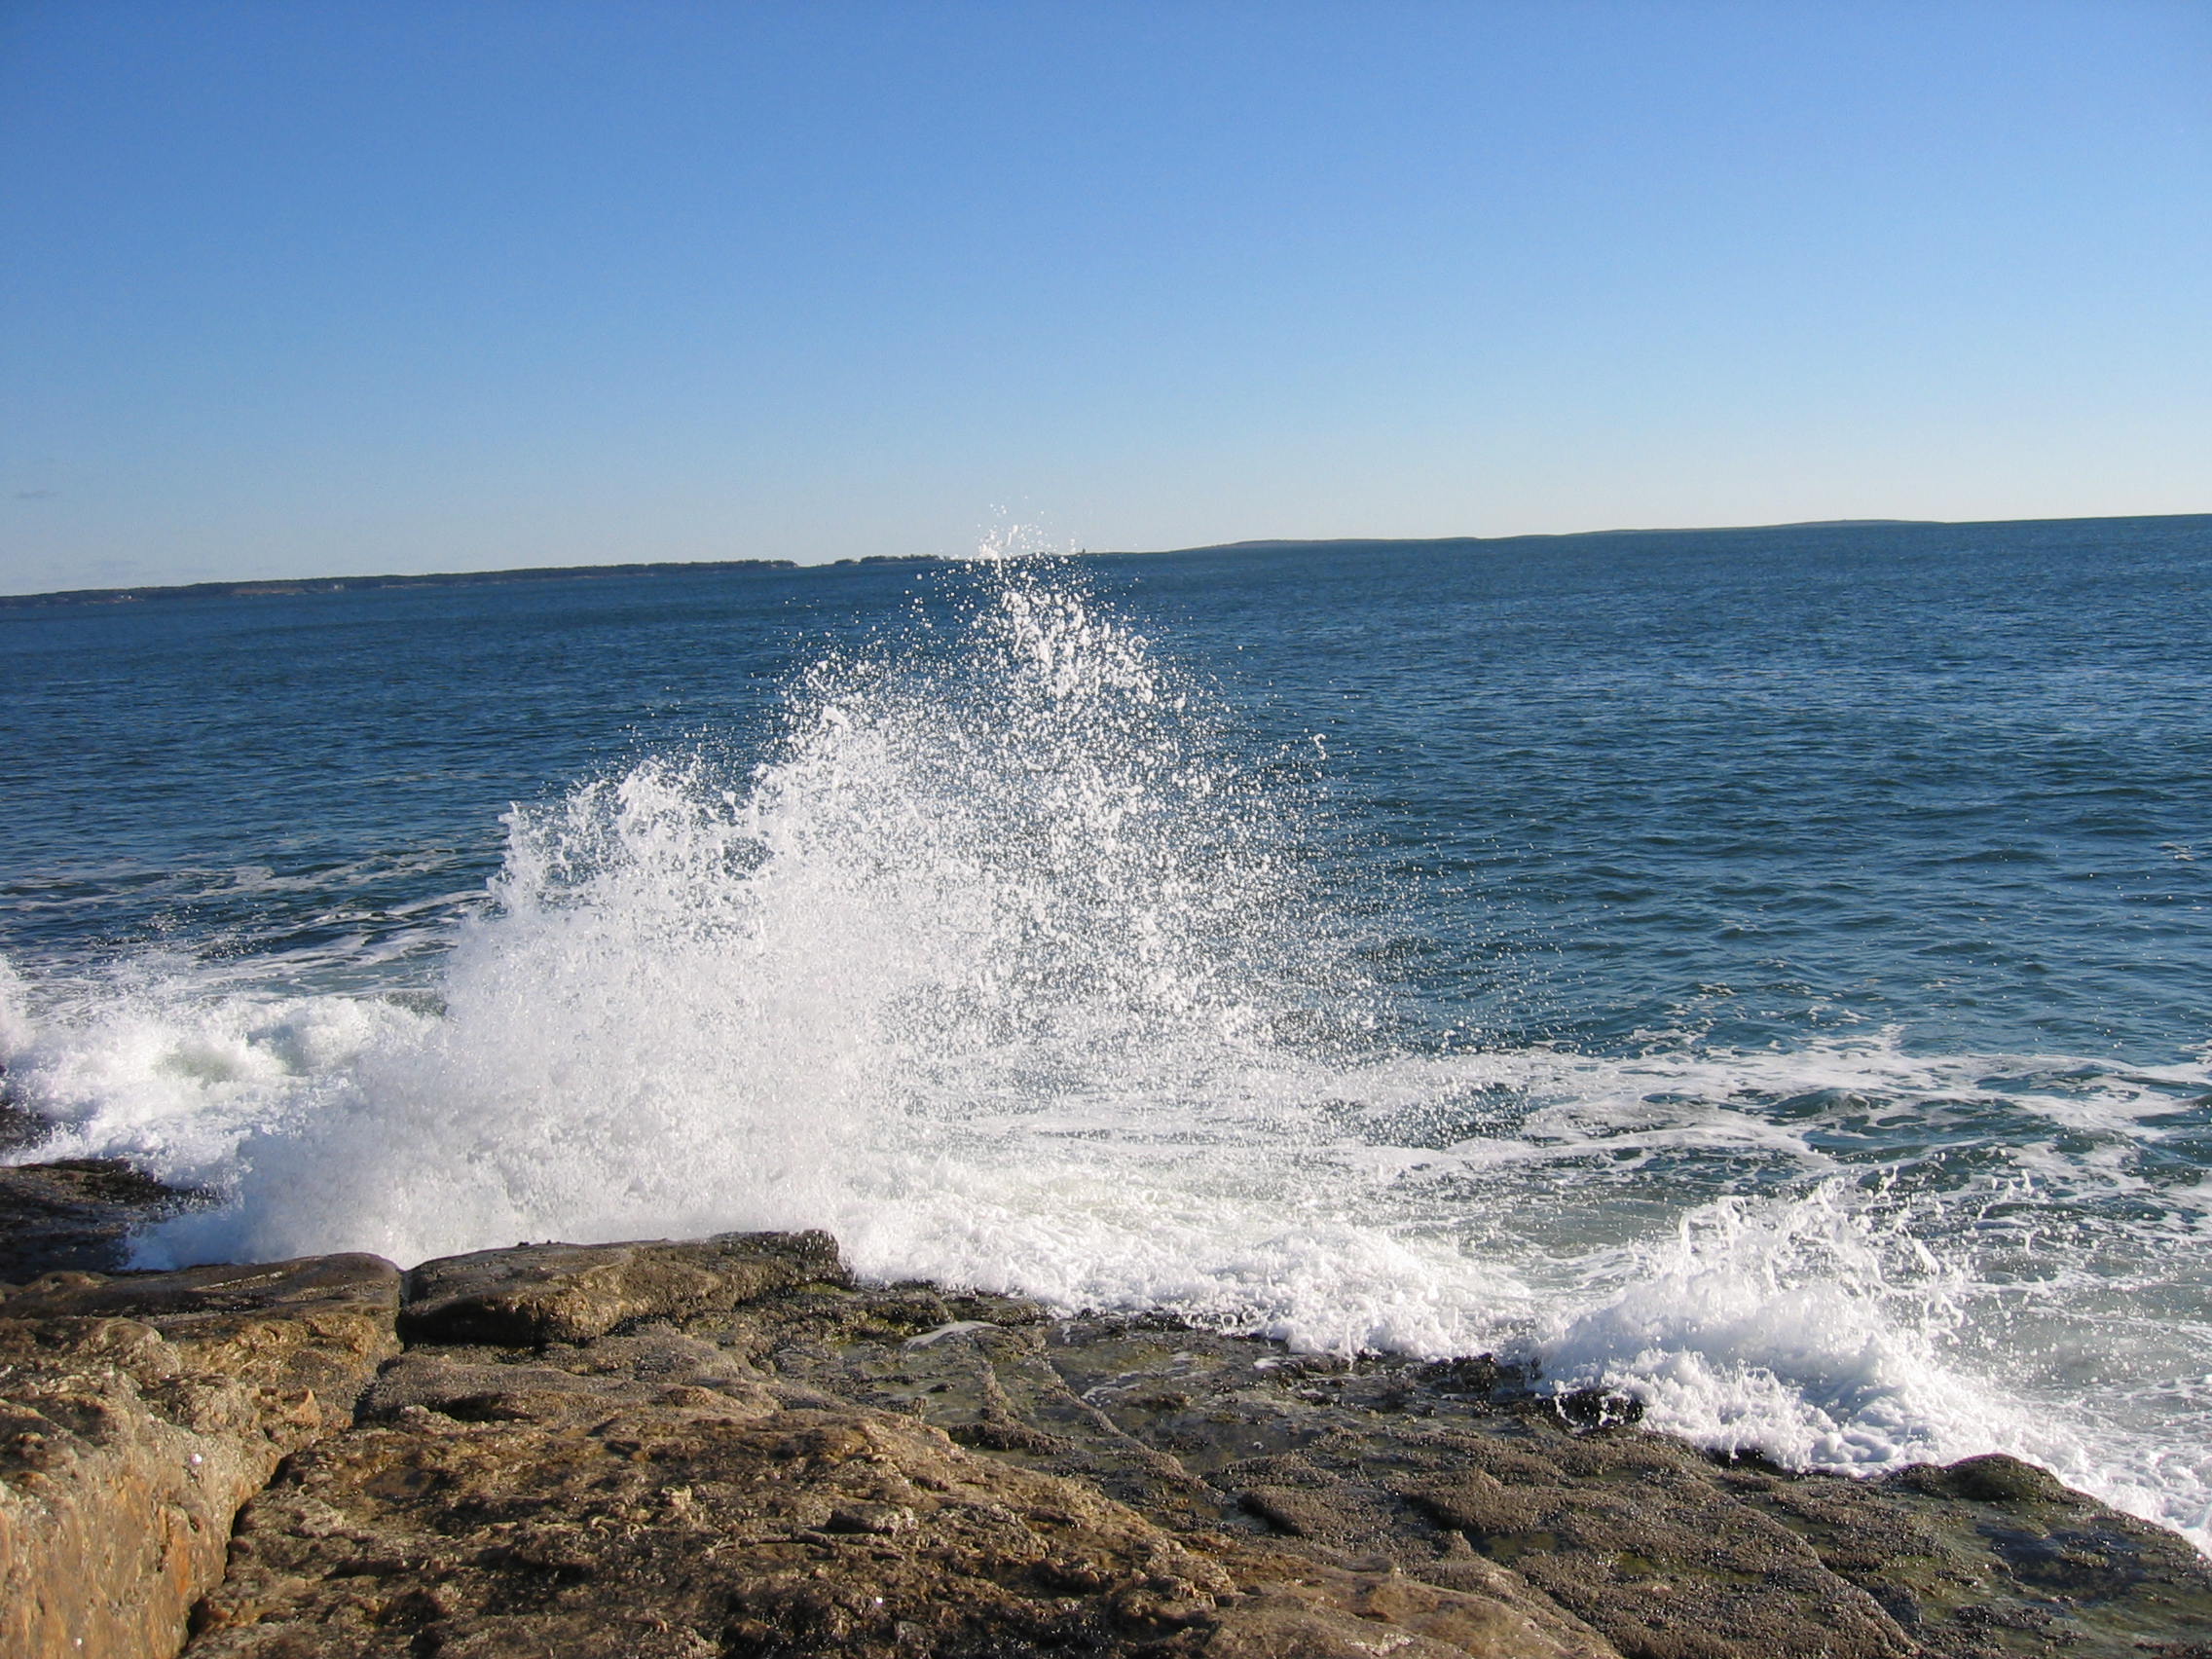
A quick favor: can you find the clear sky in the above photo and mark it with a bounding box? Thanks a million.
[2,1,2207,592]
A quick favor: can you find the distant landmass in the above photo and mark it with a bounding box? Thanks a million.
[7,513,2203,608]
[1166,518,1942,556]
[1117,511,2208,560]
[0,558,802,608]
[0,552,992,608]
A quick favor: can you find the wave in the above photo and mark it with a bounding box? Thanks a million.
[2,560,2205,1552]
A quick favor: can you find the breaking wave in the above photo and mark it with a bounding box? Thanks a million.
[2,559,2205,1551]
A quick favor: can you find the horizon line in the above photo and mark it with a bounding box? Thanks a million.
[5,508,2206,607]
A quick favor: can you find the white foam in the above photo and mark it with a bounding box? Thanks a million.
[1,963,427,1190]
[1536,1183,1979,1462]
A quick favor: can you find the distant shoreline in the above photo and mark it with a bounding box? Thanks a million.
[0,552,953,609]
[1176,516,1940,554]
[1167,510,2212,557]
[5,511,2204,608]
[0,556,807,610]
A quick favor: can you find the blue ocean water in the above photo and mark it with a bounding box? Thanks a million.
[3,515,2208,1547]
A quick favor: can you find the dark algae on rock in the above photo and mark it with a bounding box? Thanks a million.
[0,1154,210,1280]
[3,1167,2208,1659]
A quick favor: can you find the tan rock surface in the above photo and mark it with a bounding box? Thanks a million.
[3,1180,2208,1659]
[397,1231,848,1346]
[1,1254,400,1659]
[185,1239,1607,1659]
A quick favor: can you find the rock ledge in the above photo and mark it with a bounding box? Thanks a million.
[3,1170,2207,1659]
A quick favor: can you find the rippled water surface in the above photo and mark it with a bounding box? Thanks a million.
[3,516,2208,1547]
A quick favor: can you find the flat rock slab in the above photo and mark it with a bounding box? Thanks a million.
[0,1254,401,1659]
[189,1361,1594,1659]
[177,1245,1612,1659]
[4,1206,2207,1659]
[398,1230,849,1346]
[761,1291,2212,1659]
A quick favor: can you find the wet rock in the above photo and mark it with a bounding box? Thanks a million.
[1548,1386,1643,1431]
[0,1157,208,1280]
[0,1254,400,1659]
[1207,1565,1612,1658]
[771,1294,2212,1659]
[362,1325,777,1420]
[0,1094,51,1153]
[1893,1450,2071,1505]
[397,1229,848,1346]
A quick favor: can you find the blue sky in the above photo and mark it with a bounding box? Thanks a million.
[2,1,2207,591]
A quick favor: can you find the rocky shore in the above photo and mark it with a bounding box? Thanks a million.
[3,1160,2207,1659]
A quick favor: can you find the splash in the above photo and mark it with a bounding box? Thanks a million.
[85,564,1392,1299]
[1536,1181,1981,1463]
[2,559,2206,1551]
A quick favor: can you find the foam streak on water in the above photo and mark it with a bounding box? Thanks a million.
[2,560,2207,1554]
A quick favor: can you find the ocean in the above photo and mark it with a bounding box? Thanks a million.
[3,515,2207,1551]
